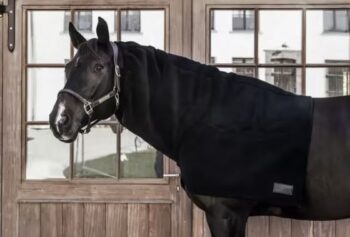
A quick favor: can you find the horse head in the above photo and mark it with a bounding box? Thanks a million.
[49,17,119,143]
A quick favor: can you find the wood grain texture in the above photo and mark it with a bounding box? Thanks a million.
[270,217,291,237]
[291,220,313,237]
[128,204,149,237]
[84,203,106,237]
[41,203,63,237]
[19,204,40,237]
[336,219,350,237]
[62,203,84,237]
[149,204,171,237]
[314,221,336,237]
[247,216,269,237]
[192,205,205,237]
[106,204,128,237]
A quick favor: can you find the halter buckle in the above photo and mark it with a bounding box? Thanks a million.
[84,103,93,115]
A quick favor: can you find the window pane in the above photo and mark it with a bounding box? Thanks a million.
[323,10,334,31]
[259,10,302,64]
[335,10,349,32]
[217,67,255,77]
[27,68,65,121]
[120,129,163,178]
[74,10,118,40]
[73,125,118,178]
[26,125,70,179]
[121,10,165,50]
[259,67,302,94]
[27,11,71,64]
[210,10,255,64]
[307,10,350,63]
[306,68,350,97]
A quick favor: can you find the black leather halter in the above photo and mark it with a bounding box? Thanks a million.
[58,42,121,134]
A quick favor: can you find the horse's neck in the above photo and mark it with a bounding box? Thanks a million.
[115,42,213,160]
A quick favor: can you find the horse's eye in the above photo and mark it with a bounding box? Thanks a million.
[94,64,104,72]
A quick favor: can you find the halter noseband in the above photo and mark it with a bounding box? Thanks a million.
[58,42,121,134]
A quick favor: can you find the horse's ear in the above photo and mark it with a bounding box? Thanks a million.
[69,22,86,49]
[96,17,110,44]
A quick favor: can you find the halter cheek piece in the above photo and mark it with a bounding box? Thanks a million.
[58,42,121,134]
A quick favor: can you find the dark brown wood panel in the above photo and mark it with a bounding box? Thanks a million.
[41,203,63,237]
[149,204,171,237]
[62,203,84,237]
[128,204,149,237]
[19,204,40,237]
[106,204,128,237]
[84,203,106,237]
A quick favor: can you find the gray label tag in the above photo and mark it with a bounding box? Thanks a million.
[273,182,294,196]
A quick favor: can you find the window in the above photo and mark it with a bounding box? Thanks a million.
[210,8,350,96]
[232,58,255,77]
[26,10,166,180]
[232,10,254,31]
[210,11,215,30]
[121,10,141,32]
[63,11,93,32]
[324,10,350,32]
[210,57,216,64]
[325,60,350,96]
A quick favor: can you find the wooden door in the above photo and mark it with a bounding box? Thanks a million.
[2,1,192,237]
[192,0,350,236]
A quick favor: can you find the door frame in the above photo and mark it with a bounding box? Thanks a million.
[2,0,192,236]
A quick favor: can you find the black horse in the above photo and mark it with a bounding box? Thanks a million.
[49,18,350,237]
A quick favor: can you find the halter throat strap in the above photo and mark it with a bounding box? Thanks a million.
[58,42,121,134]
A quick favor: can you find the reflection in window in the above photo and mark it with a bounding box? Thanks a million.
[325,60,350,96]
[210,11,215,30]
[231,58,255,77]
[121,10,141,32]
[232,10,254,31]
[324,10,350,32]
[64,11,93,32]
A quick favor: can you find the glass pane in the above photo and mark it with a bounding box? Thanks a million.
[27,68,65,121]
[259,10,302,64]
[259,67,302,94]
[307,10,350,63]
[120,128,163,178]
[73,125,118,178]
[218,67,256,77]
[306,68,350,97]
[210,10,255,64]
[26,125,70,179]
[74,10,118,40]
[27,11,71,64]
[121,10,165,50]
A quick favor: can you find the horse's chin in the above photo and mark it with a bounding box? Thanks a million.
[58,132,78,143]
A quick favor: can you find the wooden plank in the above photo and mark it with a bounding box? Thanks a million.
[62,203,84,237]
[270,217,291,237]
[203,214,212,237]
[19,204,40,237]
[2,4,23,237]
[247,216,269,237]
[106,204,128,237]
[149,204,171,237]
[335,219,350,237]
[84,203,106,237]
[41,203,63,237]
[291,220,313,237]
[128,204,149,237]
[313,221,336,237]
[192,205,205,237]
